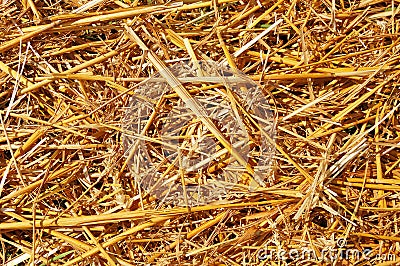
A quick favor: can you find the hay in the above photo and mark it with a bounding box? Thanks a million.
[0,0,399,265]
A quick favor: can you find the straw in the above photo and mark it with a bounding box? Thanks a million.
[1,0,399,264]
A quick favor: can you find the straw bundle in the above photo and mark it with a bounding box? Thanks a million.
[0,0,399,265]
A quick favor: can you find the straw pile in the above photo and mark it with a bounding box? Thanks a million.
[1,0,399,265]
